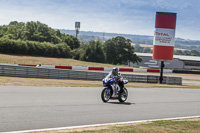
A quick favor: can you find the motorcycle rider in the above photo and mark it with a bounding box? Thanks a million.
[105,67,124,96]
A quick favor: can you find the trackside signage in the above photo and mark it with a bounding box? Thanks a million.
[153,12,177,61]
[154,28,175,46]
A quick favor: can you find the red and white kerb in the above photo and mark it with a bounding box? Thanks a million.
[153,12,177,61]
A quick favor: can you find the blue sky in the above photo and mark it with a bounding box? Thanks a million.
[0,0,199,40]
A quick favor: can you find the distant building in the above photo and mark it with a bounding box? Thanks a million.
[130,53,200,70]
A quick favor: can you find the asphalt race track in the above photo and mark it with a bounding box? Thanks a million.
[0,86,200,132]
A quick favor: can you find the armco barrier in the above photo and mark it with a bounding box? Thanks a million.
[18,64,173,73]
[0,64,182,85]
[173,70,200,74]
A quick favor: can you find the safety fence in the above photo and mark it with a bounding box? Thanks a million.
[18,64,173,73]
[0,64,182,85]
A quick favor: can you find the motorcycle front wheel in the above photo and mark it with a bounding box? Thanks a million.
[101,88,111,102]
[118,88,128,102]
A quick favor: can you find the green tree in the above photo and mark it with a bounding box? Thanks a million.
[80,40,105,63]
[174,50,179,55]
[63,34,80,50]
[103,36,142,65]
[72,41,85,60]
[9,21,18,26]
[142,47,151,53]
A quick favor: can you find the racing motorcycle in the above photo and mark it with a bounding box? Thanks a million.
[101,76,128,103]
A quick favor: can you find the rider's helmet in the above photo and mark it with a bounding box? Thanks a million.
[112,67,119,76]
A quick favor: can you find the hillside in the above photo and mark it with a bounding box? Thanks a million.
[59,29,200,51]
[59,29,153,44]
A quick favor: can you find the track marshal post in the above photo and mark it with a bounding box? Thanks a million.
[152,12,177,84]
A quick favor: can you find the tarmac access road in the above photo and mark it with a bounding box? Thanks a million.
[183,80,200,84]
[0,86,200,132]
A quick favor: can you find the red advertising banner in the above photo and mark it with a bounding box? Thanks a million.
[153,12,177,61]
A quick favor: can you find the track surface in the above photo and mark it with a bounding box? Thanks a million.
[183,80,200,84]
[0,86,200,132]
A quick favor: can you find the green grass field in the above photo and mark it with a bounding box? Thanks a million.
[0,53,119,67]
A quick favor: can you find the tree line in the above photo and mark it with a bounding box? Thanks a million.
[134,44,152,53]
[174,50,200,56]
[0,21,142,65]
[0,21,80,49]
[133,43,200,57]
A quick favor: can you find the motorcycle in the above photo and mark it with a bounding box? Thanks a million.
[101,76,128,103]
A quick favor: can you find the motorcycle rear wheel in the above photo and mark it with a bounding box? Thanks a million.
[101,88,111,102]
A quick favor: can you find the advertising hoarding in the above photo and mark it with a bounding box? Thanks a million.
[153,12,177,61]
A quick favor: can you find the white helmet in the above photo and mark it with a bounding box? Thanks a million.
[112,67,118,76]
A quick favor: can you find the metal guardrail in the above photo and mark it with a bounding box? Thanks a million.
[0,65,182,85]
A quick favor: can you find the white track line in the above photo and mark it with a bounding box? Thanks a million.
[4,115,200,133]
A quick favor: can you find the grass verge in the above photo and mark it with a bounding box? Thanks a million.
[1,53,200,82]
[29,118,200,133]
[0,53,123,67]
[0,76,199,89]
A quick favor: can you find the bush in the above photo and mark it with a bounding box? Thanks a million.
[0,38,72,58]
